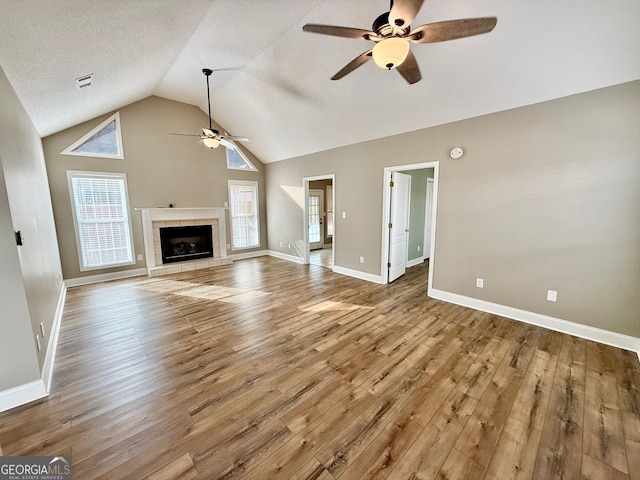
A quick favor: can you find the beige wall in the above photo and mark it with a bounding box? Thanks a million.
[265,80,640,338]
[0,66,63,388]
[43,96,267,280]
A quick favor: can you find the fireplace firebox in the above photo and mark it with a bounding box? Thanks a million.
[159,225,213,264]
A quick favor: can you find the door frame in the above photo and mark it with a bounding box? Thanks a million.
[381,162,439,289]
[303,174,336,265]
[423,177,434,260]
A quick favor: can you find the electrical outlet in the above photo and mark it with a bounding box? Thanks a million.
[226,243,231,249]
[137,254,143,261]
[547,290,557,302]
[359,256,365,264]
[36,334,41,352]
[40,321,45,337]
[417,245,421,252]
[224,201,229,208]
[342,212,347,219]
[279,241,284,247]
[476,278,484,288]
[288,242,291,249]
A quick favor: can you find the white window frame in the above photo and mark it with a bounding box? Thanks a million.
[228,179,260,250]
[61,112,125,160]
[226,144,258,172]
[67,170,135,271]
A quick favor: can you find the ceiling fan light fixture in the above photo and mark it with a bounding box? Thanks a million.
[203,137,220,149]
[372,37,410,70]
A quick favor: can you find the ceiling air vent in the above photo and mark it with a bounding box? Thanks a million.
[75,74,93,89]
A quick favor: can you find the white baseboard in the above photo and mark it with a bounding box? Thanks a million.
[229,250,268,261]
[65,268,147,287]
[332,265,385,284]
[0,379,47,413]
[406,257,425,268]
[268,250,304,264]
[429,287,640,355]
[42,284,66,393]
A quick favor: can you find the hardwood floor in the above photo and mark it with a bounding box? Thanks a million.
[309,248,333,269]
[1,257,639,479]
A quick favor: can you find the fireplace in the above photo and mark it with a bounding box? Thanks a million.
[159,225,213,264]
[137,207,231,277]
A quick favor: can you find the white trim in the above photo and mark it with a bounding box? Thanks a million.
[65,268,147,287]
[406,257,425,268]
[332,265,385,285]
[42,284,66,393]
[0,380,47,413]
[228,250,268,260]
[61,112,124,160]
[268,250,305,264]
[429,287,640,354]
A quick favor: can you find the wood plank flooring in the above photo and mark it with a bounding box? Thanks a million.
[1,257,639,479]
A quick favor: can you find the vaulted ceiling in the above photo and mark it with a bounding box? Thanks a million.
[1,0,639,163]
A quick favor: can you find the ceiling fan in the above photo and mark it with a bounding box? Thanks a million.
[170,68,249,149]
[302,0,497,84]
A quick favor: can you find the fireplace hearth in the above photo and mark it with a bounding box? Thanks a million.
[160,225,213,264]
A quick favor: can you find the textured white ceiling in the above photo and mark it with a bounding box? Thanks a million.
[1,0,639,163]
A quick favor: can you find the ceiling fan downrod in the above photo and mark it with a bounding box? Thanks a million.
[202,68,213,131]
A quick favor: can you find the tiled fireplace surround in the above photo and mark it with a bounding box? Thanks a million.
[138,208,232,277]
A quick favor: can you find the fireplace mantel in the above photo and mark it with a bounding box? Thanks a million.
[136,207,230,276]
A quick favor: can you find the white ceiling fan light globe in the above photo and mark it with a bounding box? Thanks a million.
[372,37,410,70]
[203,137,220,149]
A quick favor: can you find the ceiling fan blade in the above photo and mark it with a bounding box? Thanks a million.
[219,138,236,149]
[409,17,497,44]
[389,0,425,30]
[222,135,249,142]
[331,50,373,80]
[169,133,201,137]
[396,50,421,84]
[303,24,377,40]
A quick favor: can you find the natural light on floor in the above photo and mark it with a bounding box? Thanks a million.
[299,300,373,313]
[130,278,270,303]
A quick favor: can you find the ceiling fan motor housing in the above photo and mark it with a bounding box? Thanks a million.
[372,12,410,37]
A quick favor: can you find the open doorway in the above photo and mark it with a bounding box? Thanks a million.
[303,175,335,269]
[381,162,439,286]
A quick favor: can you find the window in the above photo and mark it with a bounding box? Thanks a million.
[228,180,259,249]
[67,171,135,271]
[61,112,124,159]
[226,146,258,171]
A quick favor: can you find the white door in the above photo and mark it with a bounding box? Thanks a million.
[388,172,411,282]
[308,189,324,251]
[423,178,434,259]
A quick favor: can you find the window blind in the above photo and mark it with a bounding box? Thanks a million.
[69,172,133,270]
